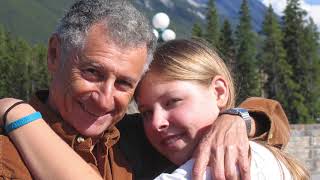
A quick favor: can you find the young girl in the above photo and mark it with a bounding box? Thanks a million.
[134,39,308,179]
[1,39,308,179]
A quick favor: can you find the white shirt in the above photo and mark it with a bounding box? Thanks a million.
[154,141,292,180]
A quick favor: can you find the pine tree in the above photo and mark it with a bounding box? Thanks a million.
[0,25,7,55]
[0,27,14,98]
[8,38,33,99]
[0,25,49,100]
[282,0,310,123]
[205,0,219,46]
[234,0,260,102]
[218,19,235,68]
[260,5,298,122]
[31,44,49,92]
[191,23,203,38]
[301,18,320,123]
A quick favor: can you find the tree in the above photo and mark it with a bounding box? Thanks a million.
[260,5,298,122]
[218,19,235,68]
[301,18,320,123]
[234,0,260,102]
[205,0,219,46]
[282,0,310,123]
[0,25,49,100]
[0,25,7,55]
[30,44,50,92]
[191,23,203,38]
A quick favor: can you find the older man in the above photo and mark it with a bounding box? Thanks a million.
[0,0,290,180]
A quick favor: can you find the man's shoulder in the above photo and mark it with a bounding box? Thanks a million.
[117,113,145,146]
[0,135,33,180]
[120,113,143,123]
[117,113,144,136]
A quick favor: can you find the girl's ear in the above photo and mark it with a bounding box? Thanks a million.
[210,75,229,109]
[47,34,62,74]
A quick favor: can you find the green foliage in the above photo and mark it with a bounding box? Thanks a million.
[218,19,236,68]
[301,18,320,123]
[192,23,203,38]
[234,0,260,102]
[0,25,49,100]
[260,5,299,123]
[205,0,220,46]
[282,0,314,123]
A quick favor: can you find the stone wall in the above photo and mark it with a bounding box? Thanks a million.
[286,124,320,176]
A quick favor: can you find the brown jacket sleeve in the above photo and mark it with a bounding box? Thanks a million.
[239,97,290,149]
[0,135,33,180]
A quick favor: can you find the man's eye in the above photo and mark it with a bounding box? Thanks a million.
[115,79,133,91]
[165,98,182,108]
[84,68,97,74]
[82,68,101,81]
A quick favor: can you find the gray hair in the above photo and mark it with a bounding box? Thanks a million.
[55,0,156,71]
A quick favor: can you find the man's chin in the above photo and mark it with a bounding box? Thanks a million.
[78,128,106,137]
[75,122,112,137]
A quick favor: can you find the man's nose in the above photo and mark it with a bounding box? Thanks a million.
[151,108,169,132]
[92,81,115,112]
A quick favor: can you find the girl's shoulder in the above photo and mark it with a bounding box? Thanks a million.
[249,141,293,180]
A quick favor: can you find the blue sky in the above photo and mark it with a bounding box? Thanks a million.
[305,0,320,4]
[260,0,320,30]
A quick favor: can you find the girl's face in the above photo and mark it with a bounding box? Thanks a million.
[136,72,227,165]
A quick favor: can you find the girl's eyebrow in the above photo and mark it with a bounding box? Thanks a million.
[137,89,179,109]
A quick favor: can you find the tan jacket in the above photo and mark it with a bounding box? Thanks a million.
[0,92,290,180]
[239,97,290,148]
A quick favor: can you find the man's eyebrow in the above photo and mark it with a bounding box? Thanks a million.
[78,55,99,65]
[78,56,106,69]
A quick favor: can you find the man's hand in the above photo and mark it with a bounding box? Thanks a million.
[192,114,251,180]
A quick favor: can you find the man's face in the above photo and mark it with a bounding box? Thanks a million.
[48,23,147,137]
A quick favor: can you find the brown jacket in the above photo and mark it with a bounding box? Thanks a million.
[239,97,290,148]
[0,93,290,180]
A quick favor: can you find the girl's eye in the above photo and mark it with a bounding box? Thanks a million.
[141,110,153,121]
[165,98,182,108]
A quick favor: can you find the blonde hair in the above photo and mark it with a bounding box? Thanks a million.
[262,143,310,180]
[146,38,235,109]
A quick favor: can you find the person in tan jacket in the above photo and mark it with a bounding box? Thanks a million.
[0,0,291,180]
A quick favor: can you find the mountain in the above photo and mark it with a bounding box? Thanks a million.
[0,0,268,44]
[133,0,268,37]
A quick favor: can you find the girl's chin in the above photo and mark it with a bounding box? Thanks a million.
[167,153,190,166]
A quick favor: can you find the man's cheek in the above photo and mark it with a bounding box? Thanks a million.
[69,78,94,95]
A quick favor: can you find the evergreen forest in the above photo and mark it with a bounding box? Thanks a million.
[192,0,320,123]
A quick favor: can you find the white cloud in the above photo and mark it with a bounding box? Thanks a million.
[187,0,202,8]
[261,0,320,31]
[160,0,175,8]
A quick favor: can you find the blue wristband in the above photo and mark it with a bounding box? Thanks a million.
[5,112,42,134]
